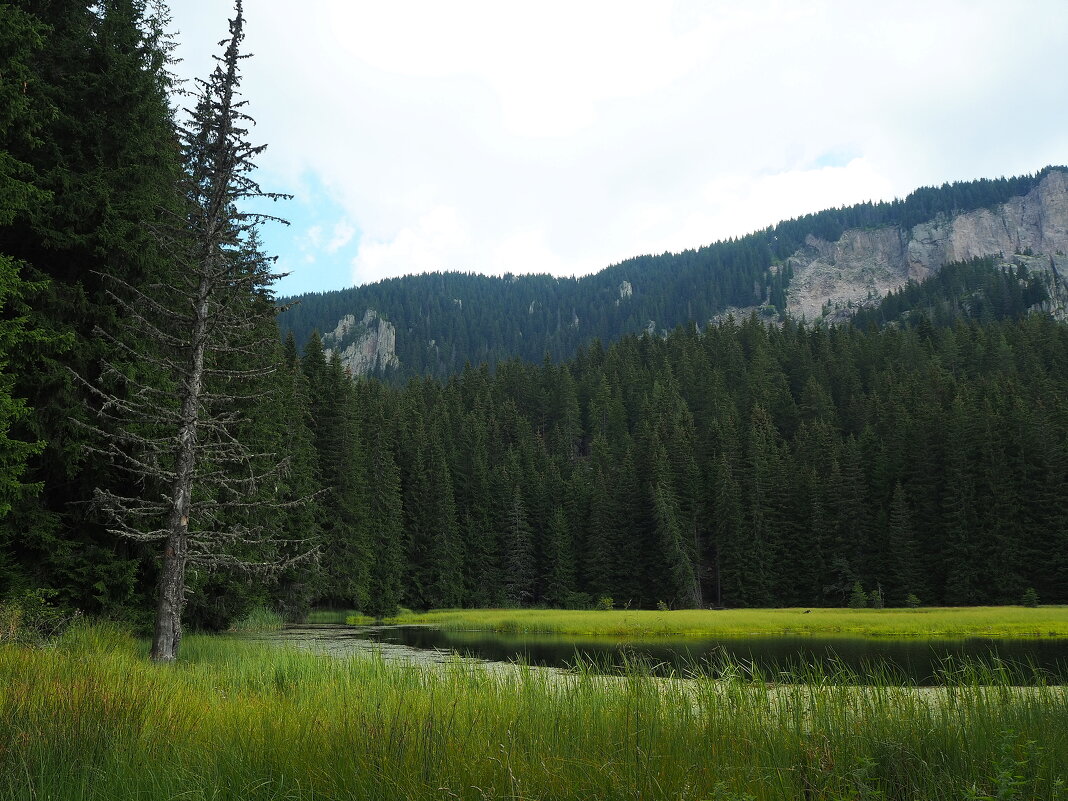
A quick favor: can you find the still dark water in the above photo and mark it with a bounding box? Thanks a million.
[277,624,1068,685]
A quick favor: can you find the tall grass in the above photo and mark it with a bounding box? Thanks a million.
[386,605,1068,639]
[229,606,284,633]
[1,622,1066,799]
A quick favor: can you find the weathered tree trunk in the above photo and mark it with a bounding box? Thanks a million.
[151,530,187,661]
[150,277,210,662]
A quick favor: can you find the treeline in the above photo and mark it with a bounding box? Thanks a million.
[287,305,1068,616]
[851,257,1052,330]
[279,170,1062,381]
[766,171,1060,258]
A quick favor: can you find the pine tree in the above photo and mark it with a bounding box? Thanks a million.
[500,484,534,606]
[0,4,52,524]
[364,424,403,618]
[424,431,463,608]
[542,506,575,607]
[311,353,369,609]
[712,454,748,607]
[885,482,921,606]
[84,2,308,661]
[1,0,182,614]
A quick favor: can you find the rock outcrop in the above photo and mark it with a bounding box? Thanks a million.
[786,170,1068,321]
[322,309,399,376]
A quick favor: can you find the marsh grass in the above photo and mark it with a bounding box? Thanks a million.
[229,606,285,633]
[1,623,1067,799]
[386,605,1068,639]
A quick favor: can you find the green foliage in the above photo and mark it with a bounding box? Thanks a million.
[596,596,614,610]
[905,594,922,608]
[0,587,78,644]
[869,585,885,609]
[563,591,593,610]
[852,257,1051,330]
[3,626,1068,800]
[849,582,869,609]
[0,0,184,614]
[1022,588,1040,608]
[299,307,1068,611]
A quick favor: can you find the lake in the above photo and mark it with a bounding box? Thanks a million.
[266,623,1068,684]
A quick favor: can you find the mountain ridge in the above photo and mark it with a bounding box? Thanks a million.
[278,166,1068,378]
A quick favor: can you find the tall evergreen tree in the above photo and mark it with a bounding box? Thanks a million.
[1,0,182,614]
[84,1,308,661]
[500,484,534,606]
[364,424,403,618]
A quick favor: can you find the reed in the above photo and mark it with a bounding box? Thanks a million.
[1,622,1065,800]
[384,605,1068,639]
[229,606,285,632]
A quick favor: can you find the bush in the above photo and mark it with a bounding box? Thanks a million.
[596,596,614,611]
[656,600,670,612]
[868,586,885,609]
[905,593,921,608]
[1022,587,1040,608]
[847,582,868,609]
[562,592,592,610]
[0,588,80,645]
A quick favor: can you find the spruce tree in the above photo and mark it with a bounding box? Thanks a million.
[84,2,308,661]
[364,425,403,618]
[500,484,534,606]
[542,506,575,607]
[0,4,51,525]
[1,0,182,614]
[885,482,921,606]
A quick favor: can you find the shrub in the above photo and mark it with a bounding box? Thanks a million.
[656,600,670,612]
[848,582,868,609]
[868,586,885,609]
[563,592,592,610]
[0,588,79,644]
[596,596,614,611]
[905,593,921,608]
[1022,587,1040,608]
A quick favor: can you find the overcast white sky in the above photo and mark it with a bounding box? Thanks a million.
[167,1,1068,296]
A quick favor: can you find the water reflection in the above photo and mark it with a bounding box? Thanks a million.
[271,623,1068,685]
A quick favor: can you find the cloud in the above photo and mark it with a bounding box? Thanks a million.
[170,1,1068,291]
[326,219,356,254]
[353,205,472,285]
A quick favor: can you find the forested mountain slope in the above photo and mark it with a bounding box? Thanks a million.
[279,167,1068,379]
[332,309,1068,611]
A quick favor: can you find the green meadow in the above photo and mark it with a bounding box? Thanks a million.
[379,606,1068,639]
[3,622,1068,800]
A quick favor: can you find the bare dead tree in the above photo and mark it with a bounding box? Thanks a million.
[83,0,308,662]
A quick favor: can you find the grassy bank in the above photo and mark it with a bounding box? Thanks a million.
[376,606,1068,639]
[2,623,1067,800]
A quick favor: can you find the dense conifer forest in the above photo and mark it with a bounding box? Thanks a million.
[1,1,1066,632]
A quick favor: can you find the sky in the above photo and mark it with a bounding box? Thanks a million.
[167,1,1068,297]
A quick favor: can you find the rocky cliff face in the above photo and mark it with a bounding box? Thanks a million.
[322,309,399,376]
[786,170,1068,321]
